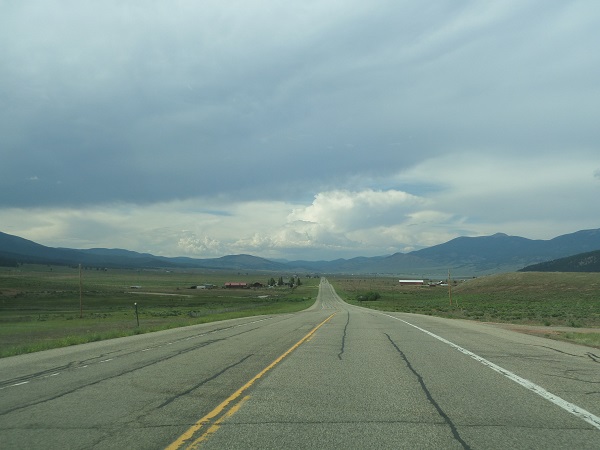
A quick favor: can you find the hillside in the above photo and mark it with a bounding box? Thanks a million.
[0,232,281,271]
[409,230,600,271]
[519,250,600,272]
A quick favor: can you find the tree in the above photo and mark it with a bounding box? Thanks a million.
[277,276,284,286]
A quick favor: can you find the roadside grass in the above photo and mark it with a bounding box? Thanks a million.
[0,265,318,357]
[552,332,600,348]
[330,272,600,347]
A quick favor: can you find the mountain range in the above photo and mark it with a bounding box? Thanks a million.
[1,228,600,276]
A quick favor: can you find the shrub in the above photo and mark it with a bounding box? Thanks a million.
[358,291,381,301]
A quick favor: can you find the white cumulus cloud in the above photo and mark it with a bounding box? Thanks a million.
[289,189,427,233]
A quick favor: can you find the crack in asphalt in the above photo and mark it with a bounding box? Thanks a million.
[337,311,350,360]
[385,333,472,450]
[0,338,225,416]
[531,348,600,365]
[586,352,600,363]
[0,319,275,416]
[0,321,273,389]
[534,345,586,358]
[547,373,600,384]
[158,354,253,408]
[0,351,127,388]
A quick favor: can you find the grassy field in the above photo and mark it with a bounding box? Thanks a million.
[330,272,600,348]
[2,267,599,356]
[0,265,319,357]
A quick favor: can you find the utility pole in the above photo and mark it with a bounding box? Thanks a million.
[448,268,452,306]
[79,264,83,318]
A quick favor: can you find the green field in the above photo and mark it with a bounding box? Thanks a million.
[2,267,599,356]
[330,272,600,348]
[0,265,319,357]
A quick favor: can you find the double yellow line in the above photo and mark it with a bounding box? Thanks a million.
[166,312,336,449]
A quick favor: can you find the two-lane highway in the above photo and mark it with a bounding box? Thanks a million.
[0,302,334,449]
[1,279,599,449]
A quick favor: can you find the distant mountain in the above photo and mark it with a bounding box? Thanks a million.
[0,232,116,267]
[283,256,387,273]
[358,252,437,275]
[404,229,600,275]
[169,254,288,271]
[519,250,600,272]
[0,232,282,271]
[2,228,600,275]
[284,229,600,275]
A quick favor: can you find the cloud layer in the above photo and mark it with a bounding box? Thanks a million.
[1,1,599,260]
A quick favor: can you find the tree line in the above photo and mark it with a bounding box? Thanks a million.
[267,276,302,287]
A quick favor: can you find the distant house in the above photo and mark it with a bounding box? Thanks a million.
[191,284,216,289]
[224,282,248,289]
[398,280,425,286]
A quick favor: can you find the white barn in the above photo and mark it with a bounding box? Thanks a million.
[398,279,425,286]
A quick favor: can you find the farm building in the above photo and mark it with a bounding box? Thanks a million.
[191,284,216,289]
[398,279,425,286]
[224,282,248,289]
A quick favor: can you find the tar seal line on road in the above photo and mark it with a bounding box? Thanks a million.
[165,312,337,450]
[337,311,350,360]
[386,333,472,450]
[382,313,600,432]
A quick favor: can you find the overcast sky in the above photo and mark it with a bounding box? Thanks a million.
[1,1,599,260]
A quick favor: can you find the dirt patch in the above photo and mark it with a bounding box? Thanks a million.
[484,322,600,335]
[483,322,600,348]
[127,292,192,297]
[0,289,20,297]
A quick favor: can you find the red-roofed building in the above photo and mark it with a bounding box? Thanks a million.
[224,282,248,289]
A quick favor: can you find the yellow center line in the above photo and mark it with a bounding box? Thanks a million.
[166,312,337,450]
[189,395,251,448]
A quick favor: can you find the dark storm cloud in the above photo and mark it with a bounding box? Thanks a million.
[1,1,599,222]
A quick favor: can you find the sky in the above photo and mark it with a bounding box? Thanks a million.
[1,1,599,261]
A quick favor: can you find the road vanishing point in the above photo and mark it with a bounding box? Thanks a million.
[1,279,599,449]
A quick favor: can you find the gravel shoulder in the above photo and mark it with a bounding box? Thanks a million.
[484,322,600,334]
[481,322,600,349]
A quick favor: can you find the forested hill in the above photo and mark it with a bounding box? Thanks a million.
[519,250,600,272]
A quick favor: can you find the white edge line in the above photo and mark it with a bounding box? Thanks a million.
[382,313,600,431]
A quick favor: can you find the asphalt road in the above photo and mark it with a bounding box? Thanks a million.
[1,279,599,449]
